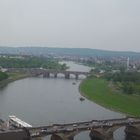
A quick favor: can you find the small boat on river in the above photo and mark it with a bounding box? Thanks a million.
[72,82,76,85]
[79,97,85,101]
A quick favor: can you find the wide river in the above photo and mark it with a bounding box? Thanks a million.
[0,61,126,140]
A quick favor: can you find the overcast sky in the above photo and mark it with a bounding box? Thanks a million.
[0,0,140,52]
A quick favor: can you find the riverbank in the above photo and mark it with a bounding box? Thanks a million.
[79,77,140,117]
[0,73,30,88]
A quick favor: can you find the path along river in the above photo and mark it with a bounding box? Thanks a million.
[0,61,126,140]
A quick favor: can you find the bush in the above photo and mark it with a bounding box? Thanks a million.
[0,71,8,81]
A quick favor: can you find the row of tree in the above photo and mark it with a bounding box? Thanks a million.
[0,57,67,70]
[105,72,140,95]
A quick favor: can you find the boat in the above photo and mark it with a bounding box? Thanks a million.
[72,82,76,85]
[79,97,85,101]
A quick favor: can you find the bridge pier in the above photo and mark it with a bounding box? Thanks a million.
[75,74,78,80]
[54,73,57,78]
[43,72,50,78]
[65,73,70,79]
[51,134,74,140]
[0,129,31,140]
[89,126,120,140]
[90,130,113,140]
[125,124,140,138]
[50,131,79,140]
[33,138,42,140]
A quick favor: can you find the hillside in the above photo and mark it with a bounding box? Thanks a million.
[0,47,140,59]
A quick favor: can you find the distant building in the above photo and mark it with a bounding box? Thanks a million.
[127,57,130,70]
[0,66,7,72]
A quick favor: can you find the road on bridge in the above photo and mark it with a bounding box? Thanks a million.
[28,117,140,138]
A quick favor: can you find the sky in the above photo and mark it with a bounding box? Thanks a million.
[0,0,140,52]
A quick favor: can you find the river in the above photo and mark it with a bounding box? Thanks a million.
[0,61,126,140]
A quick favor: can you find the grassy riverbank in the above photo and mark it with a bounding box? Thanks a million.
[80,77,140,117]
[0,73,30,88]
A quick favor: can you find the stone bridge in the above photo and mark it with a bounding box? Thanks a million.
[1,117,140,140]
[29,117,140,140]
[7,68,90,79]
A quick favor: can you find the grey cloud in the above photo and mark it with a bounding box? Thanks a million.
[0,0,140,52]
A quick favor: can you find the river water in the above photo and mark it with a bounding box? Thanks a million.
[0,61,126,140]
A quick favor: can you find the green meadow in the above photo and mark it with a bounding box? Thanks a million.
[80,77,140,116]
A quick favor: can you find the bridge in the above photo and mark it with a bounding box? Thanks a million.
[0,117,140,140]
[7,68,90,79]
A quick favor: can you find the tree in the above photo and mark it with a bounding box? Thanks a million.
[0,71,8,81]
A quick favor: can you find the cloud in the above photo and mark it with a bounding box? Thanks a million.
[0,0,140,52]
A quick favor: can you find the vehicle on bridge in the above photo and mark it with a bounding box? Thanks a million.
[4,115,140,140]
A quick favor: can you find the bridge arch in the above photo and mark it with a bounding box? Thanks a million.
[89,125,125,140]
[74,130,90,140]
[57,72,65,78]
[113,126,125,140]
[77,74,87,79]
[69,73,77,79]
[5,116,140,140]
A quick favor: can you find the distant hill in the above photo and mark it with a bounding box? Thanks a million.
[0,47,140,59]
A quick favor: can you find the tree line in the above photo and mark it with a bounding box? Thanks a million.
[0,57,67,70]
[0,71,8,81]
[105,71,140,95]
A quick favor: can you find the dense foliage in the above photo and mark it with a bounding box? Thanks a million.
[105,72,140,95]
[0,57,67,70]
[82,59,128,72]
[0,71,8,81]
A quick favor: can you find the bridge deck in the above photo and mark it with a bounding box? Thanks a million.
[7,68,89,74]
[28,117,140,137]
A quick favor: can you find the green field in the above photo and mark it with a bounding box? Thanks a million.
[80,77,140,117]
[0,73,30,88]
